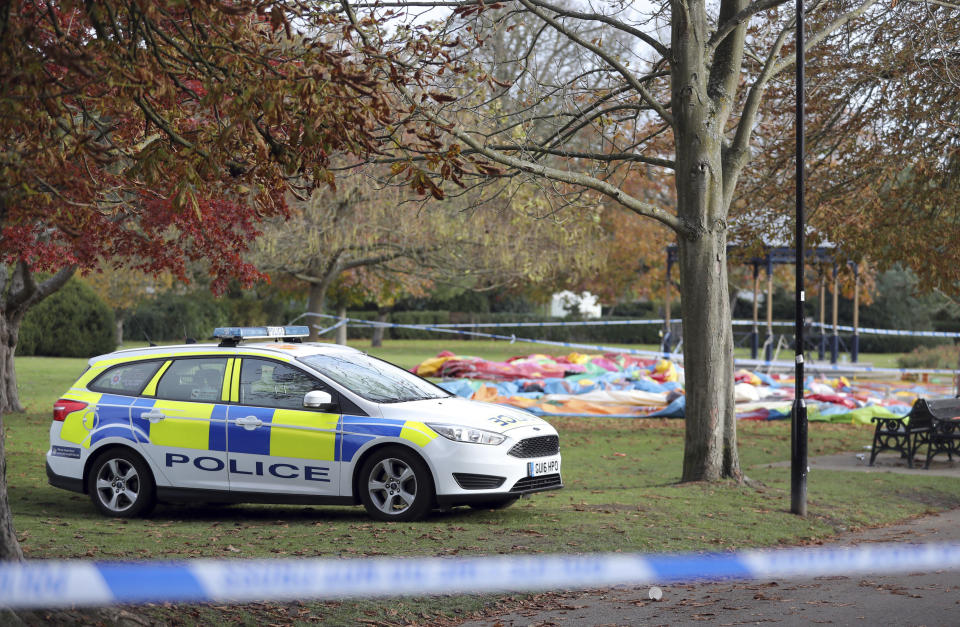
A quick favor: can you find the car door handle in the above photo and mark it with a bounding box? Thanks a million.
[235,416,263,430]
[143,409,166,424]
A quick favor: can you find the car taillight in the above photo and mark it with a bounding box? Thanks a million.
[53,399,87,422]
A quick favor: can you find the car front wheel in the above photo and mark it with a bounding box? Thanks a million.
[88,449,155,517]
[358,447,433,522]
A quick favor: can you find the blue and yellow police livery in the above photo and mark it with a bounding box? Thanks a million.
[46,326,562,521]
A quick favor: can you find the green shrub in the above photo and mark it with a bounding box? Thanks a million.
[332,310,666,346]
[605,301,659,318]
[390,311,453,340]
[125,293,228,343]
[455,313,664,345]
[897,344,960,370]
[126,288,306,343]
[17,279,116,357]
[341,311,377,340]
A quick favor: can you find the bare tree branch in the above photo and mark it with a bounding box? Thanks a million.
[394,82,689,234]
[722,23,790,207]
[709,0,750,125]
[514,0,674,126]
[487,145,676,168]
[770,0,882,76]
[707,0,789,53]
[520,0,671,58]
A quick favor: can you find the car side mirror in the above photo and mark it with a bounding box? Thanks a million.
[303,390,335,410]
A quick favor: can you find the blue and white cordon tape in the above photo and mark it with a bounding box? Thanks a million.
[288,312,687,361]
[290,312,960,338]
[289,313,959,377]
[2,543,960,609]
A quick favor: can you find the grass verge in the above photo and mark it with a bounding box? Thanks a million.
[7,345,960,624]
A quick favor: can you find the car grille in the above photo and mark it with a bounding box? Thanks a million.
[507,435,560,458]
[453,473,506,490]
[510,474,562,493]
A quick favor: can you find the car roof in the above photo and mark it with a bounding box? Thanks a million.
[88,341,362,366]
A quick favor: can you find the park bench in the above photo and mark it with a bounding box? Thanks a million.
[869,397,960,468]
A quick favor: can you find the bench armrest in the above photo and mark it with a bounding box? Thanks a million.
[871,416,905,428]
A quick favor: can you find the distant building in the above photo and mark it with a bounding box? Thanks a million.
[550,291,602,318]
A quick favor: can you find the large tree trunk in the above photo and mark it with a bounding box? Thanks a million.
[306,282,327,342]
[371,307,390,348]
[672,0,741,482]
[0,410,23,561]
[0,265,74,564]
[0,317,23,414]
[677,233,740,481]
[0,265,76,562]
[0,264,74,414]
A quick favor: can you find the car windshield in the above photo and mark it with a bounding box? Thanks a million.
[299,353,451,404]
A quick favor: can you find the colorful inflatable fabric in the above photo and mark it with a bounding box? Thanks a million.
[415,351,954,423]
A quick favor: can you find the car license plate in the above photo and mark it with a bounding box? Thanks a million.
[527,457,560,477]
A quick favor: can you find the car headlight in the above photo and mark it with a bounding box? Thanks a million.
[426,423,506,445]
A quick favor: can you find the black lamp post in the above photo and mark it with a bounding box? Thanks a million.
[791,0,808,516]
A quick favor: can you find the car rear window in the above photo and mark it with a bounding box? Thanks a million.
[90,361,163,396]
[155,358,228,402]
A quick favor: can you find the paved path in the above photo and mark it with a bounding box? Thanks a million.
[767,450,960,478]
[457,456,960,627]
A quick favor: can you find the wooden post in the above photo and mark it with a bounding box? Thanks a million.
[831,264,839,364]
[818,273,826,360]
[665,276,671,328]
[954,347,960,398]
[751,262,760,359]
[765,256,774,361]
[664,256,672,355]
[335,305,348,345]
[852,263,860,362]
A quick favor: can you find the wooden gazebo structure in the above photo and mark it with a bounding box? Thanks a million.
[664,245,861,364]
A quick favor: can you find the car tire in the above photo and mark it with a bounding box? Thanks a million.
[358,447,434,522]
[469,497,519,511]
[87,449,156,518]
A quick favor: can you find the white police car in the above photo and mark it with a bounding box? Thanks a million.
[46,326,562,521]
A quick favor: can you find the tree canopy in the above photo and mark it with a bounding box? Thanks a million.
[0,0,424,563]
[734,1,959,294]
[1,1,406,289]
[255,167,607,340]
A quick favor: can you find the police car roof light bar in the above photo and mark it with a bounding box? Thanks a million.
[213,326,310,347]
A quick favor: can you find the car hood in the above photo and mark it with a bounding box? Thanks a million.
[378,397,554,434]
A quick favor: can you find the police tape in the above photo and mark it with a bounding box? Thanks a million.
[289,313,960,377]
[310,318,347,336]
[290,312,686,360]
[734,356,960,377]
[2,542,960,609]
[427,319,671,328]
[290,312,960,338]
[808,323,960,338]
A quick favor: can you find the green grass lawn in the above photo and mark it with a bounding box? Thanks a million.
[7,343,960,624]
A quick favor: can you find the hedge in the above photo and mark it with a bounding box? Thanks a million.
[334,311,666,345]
[126,294,228,343]
[333,309,947,354]
[126,291,304,342]
[17,279,115,357]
